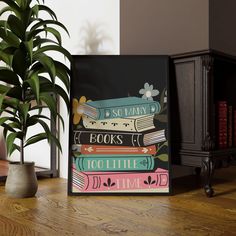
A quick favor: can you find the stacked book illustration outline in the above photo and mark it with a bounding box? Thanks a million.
[72,96,168,193]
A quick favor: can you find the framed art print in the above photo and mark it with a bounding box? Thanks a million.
[68,55,171,195]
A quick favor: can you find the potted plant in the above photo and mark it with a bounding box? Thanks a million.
[0,0,71,198]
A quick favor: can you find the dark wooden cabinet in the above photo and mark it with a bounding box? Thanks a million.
[170,50,236,197]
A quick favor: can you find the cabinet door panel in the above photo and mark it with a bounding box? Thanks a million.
[171,57,202,151]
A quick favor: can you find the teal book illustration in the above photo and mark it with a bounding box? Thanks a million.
[73,154,155,172]
[81,97,161,120]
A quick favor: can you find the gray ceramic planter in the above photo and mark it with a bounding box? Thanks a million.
[5,162,38,198]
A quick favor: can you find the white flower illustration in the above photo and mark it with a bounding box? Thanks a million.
[139,83,159,101]
[164,90,167,103]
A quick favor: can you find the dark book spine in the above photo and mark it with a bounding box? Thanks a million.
[73,130,143,147]
[217,101,227,149]
[228,105,233,148]
[234,110,236,147]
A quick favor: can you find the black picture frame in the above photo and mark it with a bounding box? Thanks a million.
[68,55,172,195]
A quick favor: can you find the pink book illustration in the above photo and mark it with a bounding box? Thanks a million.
[72,164,169,192]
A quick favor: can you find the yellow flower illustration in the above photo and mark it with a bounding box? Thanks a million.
[73,96,91,125]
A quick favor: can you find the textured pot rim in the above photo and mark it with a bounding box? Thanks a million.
[8,162,35,166]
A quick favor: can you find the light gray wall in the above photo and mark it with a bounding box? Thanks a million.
[210,0,236,56]
[120,0,209,55]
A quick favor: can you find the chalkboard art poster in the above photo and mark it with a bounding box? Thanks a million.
[68,56,171,195]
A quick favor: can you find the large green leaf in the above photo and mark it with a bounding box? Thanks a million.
[2,46,18,55]
[24,39,33,63]
[31,4,39,17]
[36,118,50,135]
[55,84,69,111]
[7,86,23,100]
[18,103,30,124]
[36,0,45,4]
[0,50,13,65]
[0,117,10,126]
[6,132,19,155]
[0,109,17,117]
[30,19,69,36]
[29,104,46,115]
[12,47,28,78]
[21,7,33,29]
[15,0,30,10]
[8,121,21,130]
[39,93,57,120]
[0,0,21,16]
[26,114,50,128]
[24,132,47,147]
[26,28,45,40]
[54,60,70,74]
[0,28,20,47]
[26,73,39,102]
[27,26,62,41]
[0,69,20,85]
[0,6,12,16]
[28,61,42,75]
[38,75,50,84]
[33,45,72,62]
[0,84,11,94]
[25,116,37,127]
[9,144,20,155]
[38,5,57,20]
[0,94,8,111]
[49,133,61,152]
[0,20,9,33]
[44,27,61,45]
[0,95,4,112]
[2,97,19,110]
[2,123,17,136]
[7,15,24,39]
[34,54,56,82]
[40,83,69,111]
[33,37,59,48]
[0,116,20,126]
[55,61,70,92]
[29,104,47,111]
[56,111,65,131]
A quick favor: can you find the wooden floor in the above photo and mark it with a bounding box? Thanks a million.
[0,166,236,236]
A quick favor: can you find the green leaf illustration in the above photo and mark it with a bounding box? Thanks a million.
[154,114,167,122]
[155,154,169,162]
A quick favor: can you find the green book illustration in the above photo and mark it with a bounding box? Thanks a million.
[81,97,161,120]
[73,154,155,172]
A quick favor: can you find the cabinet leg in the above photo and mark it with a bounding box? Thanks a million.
[202,157,215,197]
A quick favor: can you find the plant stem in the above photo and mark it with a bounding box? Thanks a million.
[21,81,25,165]
[20,137,24,164]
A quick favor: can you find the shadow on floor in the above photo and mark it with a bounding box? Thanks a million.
[172,166,236,196]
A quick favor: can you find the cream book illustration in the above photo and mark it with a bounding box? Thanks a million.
[82,114,155,132]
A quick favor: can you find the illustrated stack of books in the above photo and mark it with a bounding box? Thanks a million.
[72,97,169,193]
